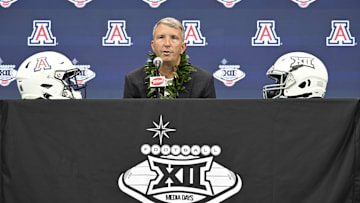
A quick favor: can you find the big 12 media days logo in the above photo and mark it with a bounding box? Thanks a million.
[68,0,92,8]
[0,0,17,8]
[71,58,96,85]
[0,57,17,86]
[217,0,242,8]
[291,0,316,8]
[143,0,167,8]
[118,115,242,203]
[213,58,245,87]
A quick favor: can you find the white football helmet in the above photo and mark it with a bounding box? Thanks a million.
[16,51,84,99]
[263,52,328,99]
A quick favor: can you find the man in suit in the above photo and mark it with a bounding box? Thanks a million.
[123,17,216,98]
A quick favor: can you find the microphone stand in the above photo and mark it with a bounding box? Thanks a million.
[153,57,163,99]
[155,68,161,99]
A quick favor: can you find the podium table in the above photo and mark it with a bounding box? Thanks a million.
[0,99,359,203]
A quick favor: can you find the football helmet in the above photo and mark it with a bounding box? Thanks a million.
[16,51,84,99]
[263,52,328,99]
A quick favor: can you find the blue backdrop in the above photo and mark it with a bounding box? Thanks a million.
[1,0,359,99]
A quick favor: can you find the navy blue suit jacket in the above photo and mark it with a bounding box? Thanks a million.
[123,65,216,98]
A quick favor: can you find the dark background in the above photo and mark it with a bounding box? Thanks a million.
[0,0,359,99]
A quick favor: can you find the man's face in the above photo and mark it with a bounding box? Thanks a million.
[151,23,186,66]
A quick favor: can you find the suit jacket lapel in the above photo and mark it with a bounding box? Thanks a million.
[178,79,193,98]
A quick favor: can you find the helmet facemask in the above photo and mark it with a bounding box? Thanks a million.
[54,68,86,99]
[263,68,295,99]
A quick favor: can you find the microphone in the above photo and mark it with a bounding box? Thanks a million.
[153,57,163,72]
[150,57,166,98]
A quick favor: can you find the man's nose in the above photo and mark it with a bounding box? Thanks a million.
[164,37,171,46]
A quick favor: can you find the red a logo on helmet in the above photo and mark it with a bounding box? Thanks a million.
[34,57,51,72]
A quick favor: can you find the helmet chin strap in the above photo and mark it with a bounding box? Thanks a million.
[62,89,82,99]
[71,90,82,99]
[48,95,70,100]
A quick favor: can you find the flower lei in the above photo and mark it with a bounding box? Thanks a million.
[144,52,196,99]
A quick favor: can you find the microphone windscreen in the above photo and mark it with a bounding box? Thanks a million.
[153,57,163,69]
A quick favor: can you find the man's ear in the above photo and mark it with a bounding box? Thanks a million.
[151,40,155,52]
[181,42,187,54]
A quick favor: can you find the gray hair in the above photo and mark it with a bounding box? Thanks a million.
[152,17,185,41]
